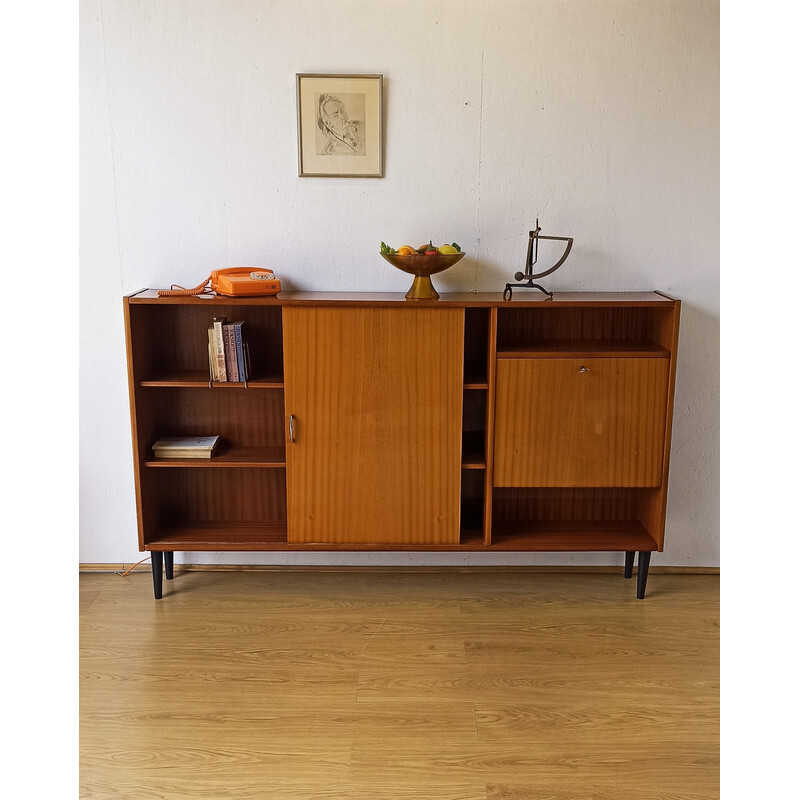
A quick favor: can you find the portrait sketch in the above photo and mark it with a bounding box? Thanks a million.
[316,93,366,156]
[297,74,383,177]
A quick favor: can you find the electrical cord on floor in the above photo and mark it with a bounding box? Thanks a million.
[115,557,151,577]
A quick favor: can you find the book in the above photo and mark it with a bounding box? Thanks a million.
[212,317,227,381]
[231,320,247,381]
[207,326,218,382]
[243,340,252,380]
[152,435,221,459]
[222,322,240,381]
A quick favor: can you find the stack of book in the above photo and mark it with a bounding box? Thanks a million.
[152,436,221,459]
[208,317,251,382]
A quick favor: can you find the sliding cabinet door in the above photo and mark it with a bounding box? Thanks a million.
[283,306,464,545]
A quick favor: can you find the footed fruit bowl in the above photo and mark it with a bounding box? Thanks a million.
[381,251,466,300]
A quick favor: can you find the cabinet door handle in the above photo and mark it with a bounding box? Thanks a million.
[289,414,296,443]
[579,366,590,373]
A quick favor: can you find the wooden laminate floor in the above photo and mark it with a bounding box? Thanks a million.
[80,569,719,799]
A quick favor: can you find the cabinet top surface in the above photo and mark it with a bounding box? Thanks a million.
[126,290,677,307]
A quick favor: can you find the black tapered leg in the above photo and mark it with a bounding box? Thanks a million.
[624,551,635,579]
[151,551,164,599]
[164,551,174,581]
[636,551,652,599]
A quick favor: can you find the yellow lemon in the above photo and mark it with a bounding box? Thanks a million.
[438,244,458,254]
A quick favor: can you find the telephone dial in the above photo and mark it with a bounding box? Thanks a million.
[158,267,281,297]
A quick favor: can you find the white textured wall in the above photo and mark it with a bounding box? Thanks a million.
[80,0,719,567]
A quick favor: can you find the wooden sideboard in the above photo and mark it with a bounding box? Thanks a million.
[123,291,680,599]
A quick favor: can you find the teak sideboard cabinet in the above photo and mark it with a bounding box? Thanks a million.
[123,291,680,599]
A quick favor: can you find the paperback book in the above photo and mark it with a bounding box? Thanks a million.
[152,435,221,459]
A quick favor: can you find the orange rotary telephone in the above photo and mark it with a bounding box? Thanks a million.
[158,268,281,297]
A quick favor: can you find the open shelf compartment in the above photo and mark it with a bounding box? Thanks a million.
[128,302,284,384]
[137,387,285,466]
[496,304,675,356]
[490,487,661,551]
[140,468,288,550]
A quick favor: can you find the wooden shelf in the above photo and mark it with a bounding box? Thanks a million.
[148,525,480,551]
[147,523,287,550]
[140,370,284,388]
[459,528,486,547]
[463,374,489,389]
[490,521,658,551]
[461,431,486,469]
[145,444,286,468]
[497,340,670,359]
[146,522,655,552]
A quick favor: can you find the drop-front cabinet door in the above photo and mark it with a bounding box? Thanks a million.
[283,306,464,545]
[493,357,669,488]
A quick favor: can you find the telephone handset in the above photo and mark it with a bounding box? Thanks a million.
[158,268,281,297]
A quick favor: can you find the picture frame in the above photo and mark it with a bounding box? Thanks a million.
[296,73,384,178]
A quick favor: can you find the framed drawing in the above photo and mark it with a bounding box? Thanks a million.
[296,73,384,178]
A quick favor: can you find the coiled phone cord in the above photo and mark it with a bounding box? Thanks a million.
[157,277,213,297]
